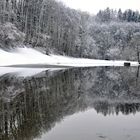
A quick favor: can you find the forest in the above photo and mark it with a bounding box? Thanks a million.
[1,0,140,60]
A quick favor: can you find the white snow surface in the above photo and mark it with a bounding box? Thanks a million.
[0,47,139,67]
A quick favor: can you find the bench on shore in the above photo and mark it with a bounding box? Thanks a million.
[124,62,130,66]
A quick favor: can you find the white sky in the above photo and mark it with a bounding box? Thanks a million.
[58,0,140,14]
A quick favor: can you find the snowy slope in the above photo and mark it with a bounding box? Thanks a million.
[0,47,139,67]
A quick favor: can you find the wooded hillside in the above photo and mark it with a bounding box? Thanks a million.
[1,0,140,60]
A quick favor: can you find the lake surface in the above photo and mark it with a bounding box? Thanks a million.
[0,67,140,140]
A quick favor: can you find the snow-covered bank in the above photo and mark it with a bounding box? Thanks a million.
[0,48,139,67]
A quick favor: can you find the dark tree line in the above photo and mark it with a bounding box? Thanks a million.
[96,8,140,23]
[118,9,140,22]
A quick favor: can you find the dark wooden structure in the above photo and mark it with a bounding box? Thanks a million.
[124,62,130,66]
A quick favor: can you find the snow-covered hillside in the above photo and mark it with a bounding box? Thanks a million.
[0,47,139,68]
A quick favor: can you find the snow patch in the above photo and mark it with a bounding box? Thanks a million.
[0,47,139,68]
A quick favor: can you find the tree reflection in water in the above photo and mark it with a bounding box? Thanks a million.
[0,67,140,140]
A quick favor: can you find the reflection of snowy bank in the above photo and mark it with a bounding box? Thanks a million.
[0,47,139,67]
[0,67,63,77]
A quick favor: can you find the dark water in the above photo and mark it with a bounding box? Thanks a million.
[0,67,140,140]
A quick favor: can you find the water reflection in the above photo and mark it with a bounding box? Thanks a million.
[0,67,140,140]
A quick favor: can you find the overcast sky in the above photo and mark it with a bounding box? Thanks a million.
[58,0,140,14]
